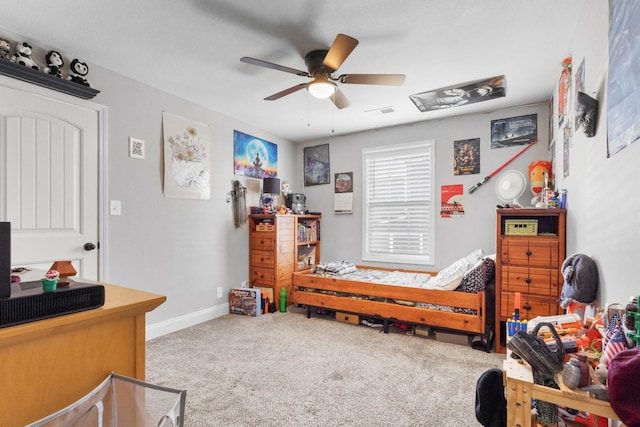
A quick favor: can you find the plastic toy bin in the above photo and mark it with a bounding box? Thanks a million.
[26,373,186,427]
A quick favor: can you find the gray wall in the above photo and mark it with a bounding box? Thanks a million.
[553,1,639,306]
[300,1,639,309]
[297,104,550,272]
[89,67,298,334]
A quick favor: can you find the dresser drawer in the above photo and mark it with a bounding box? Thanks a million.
[251,267,275,285]
[501,292,561,319]
[251,250,275,267]
[501,266,560,296]
[251,233,276,250]
[501,239,559,268]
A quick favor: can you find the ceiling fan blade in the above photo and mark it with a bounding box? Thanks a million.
[339,74,406,85]
[322,34,359,71]
[240,57,309,77]
[264,83,308,101]
[330,88,351,109]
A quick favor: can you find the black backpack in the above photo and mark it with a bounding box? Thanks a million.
[475,368,507,427]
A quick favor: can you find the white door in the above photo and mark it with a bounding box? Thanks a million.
[0,82,100,280]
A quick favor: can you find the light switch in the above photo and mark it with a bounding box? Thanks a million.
[110,200,122,216]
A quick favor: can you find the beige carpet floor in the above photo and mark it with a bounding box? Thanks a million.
[146,306,503,426]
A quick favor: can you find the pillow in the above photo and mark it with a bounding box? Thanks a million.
[455,258,496,293]
[429,249,484,290]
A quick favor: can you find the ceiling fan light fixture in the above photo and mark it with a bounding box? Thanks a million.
[307,78,336,99]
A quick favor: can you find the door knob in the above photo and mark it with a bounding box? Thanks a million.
[84,242,97,251]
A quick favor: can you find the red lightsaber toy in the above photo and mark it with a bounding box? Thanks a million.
[468,138,538,194]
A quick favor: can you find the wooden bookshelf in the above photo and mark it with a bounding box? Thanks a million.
[249,214,321,310]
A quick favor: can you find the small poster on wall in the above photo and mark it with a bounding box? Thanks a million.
[490,114,538,148]
[573,57,585,130]
[163,112,211,200]
[304,144,330,186]
[233,130,278,179]
[453,138,480,175]
[557,57,572,130]
[607,0,640,156]
[410,75,505,112]
[440,184,464,218]
[334,172,353,214]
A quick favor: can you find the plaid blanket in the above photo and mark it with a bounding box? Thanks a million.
[313,261,357,276]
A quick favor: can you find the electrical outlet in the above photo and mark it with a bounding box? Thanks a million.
[217,287,223,298]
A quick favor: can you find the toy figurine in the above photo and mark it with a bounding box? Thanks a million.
[67,58,92,87]
[10,41,39,70]
[0,38,11,61]
[42,269,60,292]
[281,180,291,197]
[44,50,64,78]
[594,363,608,384]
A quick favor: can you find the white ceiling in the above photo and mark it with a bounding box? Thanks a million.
[0,0,585,142]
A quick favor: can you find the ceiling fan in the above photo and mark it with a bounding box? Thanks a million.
[240,34,406,109]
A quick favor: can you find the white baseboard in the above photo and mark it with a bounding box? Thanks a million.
[146,303,229,340]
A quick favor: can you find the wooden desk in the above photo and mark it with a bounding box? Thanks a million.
[0,283,165,426]
[504,355,623,427]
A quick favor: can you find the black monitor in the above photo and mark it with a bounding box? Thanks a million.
[0,222,10,299]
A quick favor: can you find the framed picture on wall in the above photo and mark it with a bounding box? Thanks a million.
[490,113,538,148]
[162,112,211,200]
[233,130,278,179]
[304,144,330,186]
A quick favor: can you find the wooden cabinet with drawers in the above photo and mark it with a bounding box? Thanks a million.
[495,208,566,353]
[249,214,321,311]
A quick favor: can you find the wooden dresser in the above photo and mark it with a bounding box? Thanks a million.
[249,214,321,310]
[495,208,566,352]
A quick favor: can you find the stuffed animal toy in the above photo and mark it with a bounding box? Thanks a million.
[594,363,607,384]
[44,50,64,78]
[67,59,92,87]
[0,38,11,61]
[528,160,552,206]
[10,42,39,70]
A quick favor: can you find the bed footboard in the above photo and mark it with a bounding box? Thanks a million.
[293,269,490,345]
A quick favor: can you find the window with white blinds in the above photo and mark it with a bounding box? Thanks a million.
[362,140,435,265]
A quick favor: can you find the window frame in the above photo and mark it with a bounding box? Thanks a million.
[361,140,435,266]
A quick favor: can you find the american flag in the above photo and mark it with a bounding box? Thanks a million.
[604,325,628,365]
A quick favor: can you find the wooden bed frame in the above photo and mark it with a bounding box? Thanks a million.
[293,266,494,351]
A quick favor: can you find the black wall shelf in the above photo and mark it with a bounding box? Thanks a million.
[0,60,100,100]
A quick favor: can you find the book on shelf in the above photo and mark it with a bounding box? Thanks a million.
[297,219,320,242]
